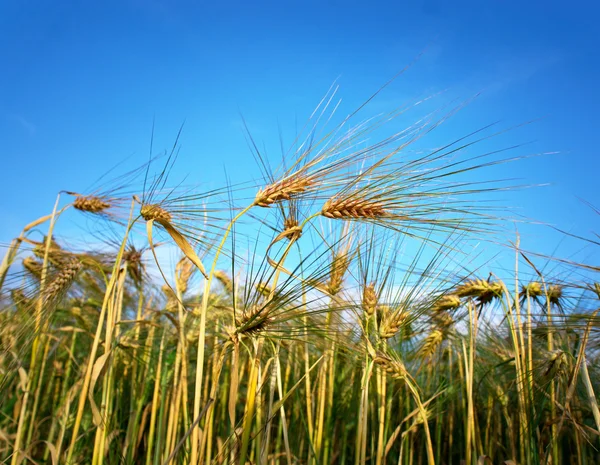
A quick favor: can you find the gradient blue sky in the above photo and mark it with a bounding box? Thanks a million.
[1,0,599,265]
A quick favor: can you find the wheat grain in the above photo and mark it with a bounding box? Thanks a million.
[140,204,172,222]
[73,195,111,214]
[432,294,461,312]
[322,197,387,220]
[42,258,82,303]
[255,176,312,207]
[379,309,407,339]
[362,283,378,316]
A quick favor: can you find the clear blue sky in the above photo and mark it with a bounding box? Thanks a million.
[1,0,599,266]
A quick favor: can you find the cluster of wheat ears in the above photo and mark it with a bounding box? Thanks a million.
[1,82,599,465]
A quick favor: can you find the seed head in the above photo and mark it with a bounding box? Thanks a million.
[547,284,563,306]
[521,281,543,298]
[282,217,303,241]
[373,354,408,380]
[379,309,408,339]
[362,283,378,316]
[418,328,444,359]
[322,197,387,220]
[43,258,82,303]
[214,270,233,293]
[256,282,272,297]
[141,203,172,222]
[73,195,111,214]
[327,253,349,296]
[432,294,461,313]
[455,279,502,305]
[22,257,43,279]
[235,305,274,336]
[255,176,311,207]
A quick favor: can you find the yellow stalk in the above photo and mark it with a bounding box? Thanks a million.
[190,203,254,464]
[65,199,136,465]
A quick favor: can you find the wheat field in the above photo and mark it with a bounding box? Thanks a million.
[1,85,599,465]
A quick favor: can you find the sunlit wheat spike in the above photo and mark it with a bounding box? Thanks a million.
[256,282,273,297]
[432,294,461,312]
[22,256,43,280]
[593,282,600,299]
[33,237,70,268]
[42,258,82,303]
[322,197,387,220]
[255,175,312,207]
[122,245,144,286]
[214,270,233,293]
[362,283,378,316]
[373,354,408,380]
[455,278,502,304]
[521,281,543,298]
[281,217,303,241]
[542,350,570,379]
[140,203,172,222]
[418,328,444,359]
[10,289,30,310]
[433,311,454,329]
[235,305,274,336]
[547,284,563,306]
[162,284,178,311]
[379,309,408,339]
[176,256,195,296]
[327,252,349,296]
[72,195,112,214]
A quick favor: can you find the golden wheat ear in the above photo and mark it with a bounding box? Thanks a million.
[42,257,83,304]
[322,197,387,219]
[71,194,112,214]
[140,202,208,279]
[254,175,313,207]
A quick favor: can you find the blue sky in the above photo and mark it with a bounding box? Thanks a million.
[1,0,599,269]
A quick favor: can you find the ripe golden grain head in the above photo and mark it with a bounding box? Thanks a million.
[322,197,387,220]
[547,284,563,305]
[433,311,454,329]
[373,354,408,380]
[43,258,82,303]
[282,217,303,241]
[140,203,172,222]
[362,283,378,316]
[73,195,111,214]
[327,253,349,296]
[256,282,272,297]
[123,246,144,285]
[176,257,194,295]
[33,237,69,267]
[22,256,43,279]
[235,305,273,336]
[521,281,543,298]
[162,284,178,311]
[10,288,29,309]
[379,309,407,339]
[432,294,461,313]
[214,270,233,293]
[593,282,600,299]
[455,278,502,304]
[255,176,311,207]
[418,328,444,359]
